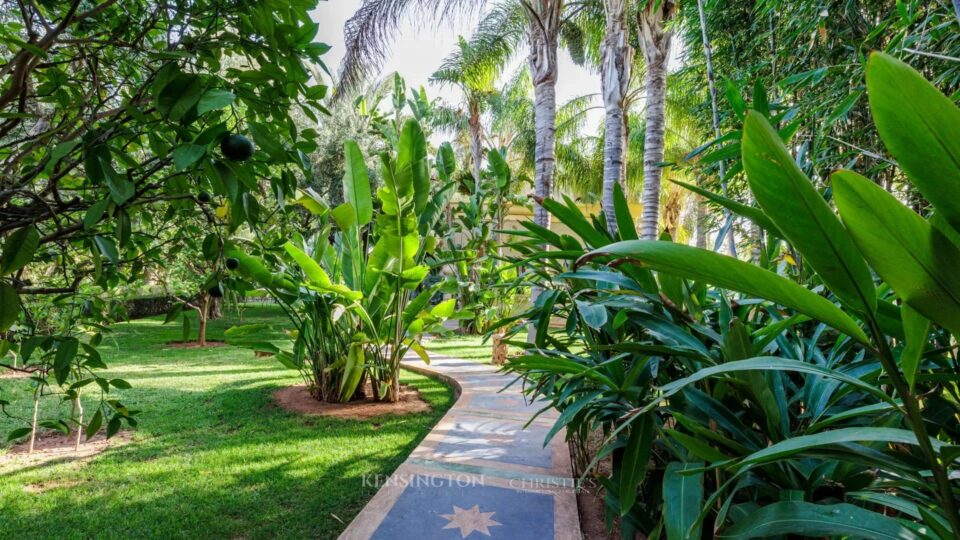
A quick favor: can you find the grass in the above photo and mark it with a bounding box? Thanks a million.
[424,334,492,363]
[0,305,455,539]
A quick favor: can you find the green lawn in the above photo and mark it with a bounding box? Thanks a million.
[0,305,455,539]
[423,334,491,363]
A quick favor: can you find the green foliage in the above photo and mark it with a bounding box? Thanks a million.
[503,53,960,538]
[226,118,452,402]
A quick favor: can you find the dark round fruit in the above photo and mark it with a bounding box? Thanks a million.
[198,191,212,203]
[208,283,224,298]
[220,134,254,161]
[225,257,239,270]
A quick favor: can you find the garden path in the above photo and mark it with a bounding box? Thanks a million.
[339,352,581,539]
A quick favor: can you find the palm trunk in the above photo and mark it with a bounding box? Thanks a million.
[531,82,556,229]
[527,3,559,232]
[525,1,560,342]
[601,0,633,236]
[638,1,676,240]
[468,100,483,193]
[695,198,708,249]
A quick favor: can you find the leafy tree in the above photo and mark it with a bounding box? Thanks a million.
[0,0,328,441]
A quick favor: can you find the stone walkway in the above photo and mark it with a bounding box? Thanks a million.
[339,353,581,539]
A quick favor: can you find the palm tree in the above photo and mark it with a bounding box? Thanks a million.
[637,0,677,239]
[523,0,564,230]
[432,37,499,192]
[599,0,633,234]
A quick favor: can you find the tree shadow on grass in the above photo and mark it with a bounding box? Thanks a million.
[0,375,454,539]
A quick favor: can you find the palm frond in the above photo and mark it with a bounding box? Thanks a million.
[336,0,487,98]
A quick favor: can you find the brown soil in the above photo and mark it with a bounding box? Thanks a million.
[575,431,620,540]
[273,383,430,420]
[1,430,132,467]
[164,340,227,349]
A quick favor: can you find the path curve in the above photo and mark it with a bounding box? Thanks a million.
[339,352,581,539]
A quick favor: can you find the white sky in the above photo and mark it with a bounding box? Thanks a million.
[312,0,605,132]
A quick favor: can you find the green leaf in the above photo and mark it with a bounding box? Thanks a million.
[663,462,704,540]
[7,427,31,442]
[718,502,917,539]
[429,298,456,319]
[867,52,960,232]
[196,89,236,115]
[159,73,202,122]
[486,148,510,188]
[396,119,429,212]
[83,199,110,230]
[172,144,205,171]
[0,225,40,275]
[201,233,220,261]
[833,170,960,336]
[85,409,103,440]
[619,414,654,514]
[0,282,20,331]
[739,427,941,467]
[901,305,929,391]
[107,416,122,438]
[576,300,607,330]
[342,140,372,226]
[586,241,869,344]
[54,338,78,385]
[94,235,119,265]
[331,203,357,230]
[657,357,895,407]
[109,379,132,390]
[436,142,456,181]
[742,111,875,314]
[613,183,638,240]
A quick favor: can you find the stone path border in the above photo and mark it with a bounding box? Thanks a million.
[339,353,581,539]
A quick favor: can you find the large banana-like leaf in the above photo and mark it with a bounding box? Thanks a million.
[395,119,429,212]
[718,502,917,539]
[867,52,960,234]
[283,242,361,301]
[584,241,869,344]
[342,140,372,227]
[435,142,456,181]
[833,170,960,336]
[742,112,876,315]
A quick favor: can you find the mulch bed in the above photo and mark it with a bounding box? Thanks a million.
[273,383,431,420]
[1,430,132,467]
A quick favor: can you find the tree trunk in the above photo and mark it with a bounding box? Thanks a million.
[638,0,676,240]
[208,296,223,320]
[28,392,39,454]
[600,0,633,236]
[74,391,83,451]
[527,2,559,232]
[468,100,483,194]
[525,1,560,342]
[695,197,708,248]
[197,296,208,347]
